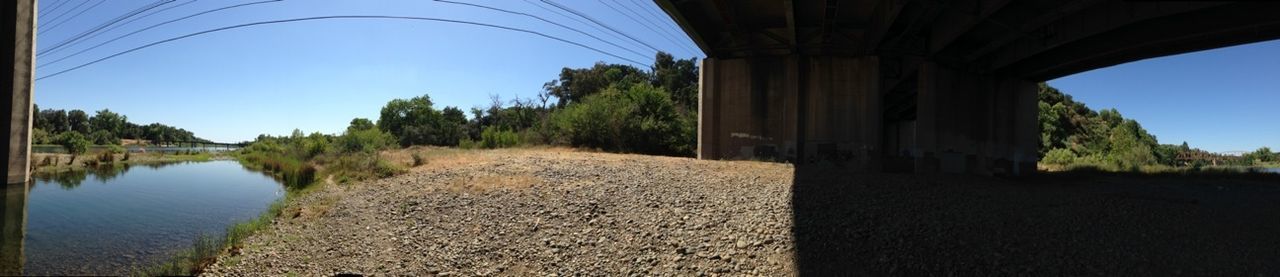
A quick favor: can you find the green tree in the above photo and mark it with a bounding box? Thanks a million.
[90,109,128,137]
[377,94,463,147]
[88,130,120,145]
[347,118,376,132]
[68,109,91,134]
[56,131,90,156]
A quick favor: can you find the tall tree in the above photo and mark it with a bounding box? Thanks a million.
[67,109,90,134]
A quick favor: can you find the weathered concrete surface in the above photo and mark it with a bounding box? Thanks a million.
[0,182,27,276]
[2,0,34,185]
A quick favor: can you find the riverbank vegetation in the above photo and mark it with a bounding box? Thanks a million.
[1037,84,1277,172]
[31,106,209,149]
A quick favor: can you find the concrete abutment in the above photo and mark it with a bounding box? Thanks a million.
[3,0,34,185]
[698,56,1038,176]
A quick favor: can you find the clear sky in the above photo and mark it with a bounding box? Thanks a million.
[32,1,1278,152]
[34,0,703,142]
[1048,39,1280,153]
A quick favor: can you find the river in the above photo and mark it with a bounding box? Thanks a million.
[1,160,284,275]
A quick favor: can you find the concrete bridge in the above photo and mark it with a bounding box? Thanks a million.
[655,0,1280,175]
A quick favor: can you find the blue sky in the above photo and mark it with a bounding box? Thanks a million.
[34,0,702,142]
[32,1,1277,152]
[1048,40,1280,153]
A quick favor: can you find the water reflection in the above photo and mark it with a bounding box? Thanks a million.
[10,161,284,275]
[31,162,187,190]
[1,182,28,276]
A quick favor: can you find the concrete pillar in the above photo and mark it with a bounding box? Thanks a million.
[0,182,27,275]
[3,0,34,185]
[915,61,1038,175]
[697,58,718,159]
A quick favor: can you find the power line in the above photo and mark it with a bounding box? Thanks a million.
[433,0,650,61]
[538,0,662,53]
[40,0,176,57]
[625,0,700,54]
[36,15,650,81]
[630,0,683,37]
[39,0,105,35]
[600,0,695,56]
[519,0,649,55]
[45,0,199,58]
[39,0,283,69]
[39,0,72,18]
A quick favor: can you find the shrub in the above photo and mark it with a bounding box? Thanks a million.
[550,84,694,156]
[478,127,521,149]
[89,130,120,145]
[1042,148,1076,165]
[55,131,90,156]
[411,153,426,167]
[336,128,395,154]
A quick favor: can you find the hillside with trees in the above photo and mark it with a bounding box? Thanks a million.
[1037,84,1277,170]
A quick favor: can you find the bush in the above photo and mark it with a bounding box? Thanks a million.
[89,130,120,145]
[55,131,90,156]
[550,84,694,156]
[411,153,426,167]
[478,127,521,149]
[1042,148,1076,165]
[336,128,395,154]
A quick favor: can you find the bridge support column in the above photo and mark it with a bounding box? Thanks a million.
[697,55,881,171]
[1,182,27,275]
[915,62,1038,175]
[3,0,34,185]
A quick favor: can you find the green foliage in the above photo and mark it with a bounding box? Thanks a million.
[545,62,650,106]
[335,126,395,154]
[55,131,90,155]
[478,127,521,149]
[377,95,466,147]
[67,109,90,134]
[551,84,694,156]
[1042,148,1076,165]
[88,129,120,145]
[31,128,50,144]
[1038,84,1162,169]
[347,118,376,132]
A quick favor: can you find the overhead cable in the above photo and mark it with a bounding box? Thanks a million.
[37,15,650,81]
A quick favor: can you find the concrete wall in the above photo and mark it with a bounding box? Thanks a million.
[915,62,1037,175]
[3,0,34,185]
[698,55,882,171]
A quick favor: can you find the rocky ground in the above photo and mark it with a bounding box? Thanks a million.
[203,148,1280,276]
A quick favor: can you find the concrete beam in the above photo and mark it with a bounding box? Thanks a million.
[3,0,34,185]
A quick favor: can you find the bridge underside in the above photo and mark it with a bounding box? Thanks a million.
[661,0,1280,175]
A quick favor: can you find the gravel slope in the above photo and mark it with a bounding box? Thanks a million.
[203,148,1280,276]
[203,149,797,276]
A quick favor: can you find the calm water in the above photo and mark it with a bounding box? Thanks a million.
[1,161,284,275]
[1264,167,1280,174]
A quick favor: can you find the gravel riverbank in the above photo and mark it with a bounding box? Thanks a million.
[203,148,1280,276]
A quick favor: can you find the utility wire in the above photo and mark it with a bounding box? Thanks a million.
[45,0,199,59]
[39,0,100,35]
[40,0,175,57]
[539,0,662,53]
[39,0,283,69]
[433,0,650,61]
[630,0,684,38]
[39,0,72,18]
[36,15,650,81]
[519,0,649,55]
[625,0,700,54]
[601,0,694,56]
